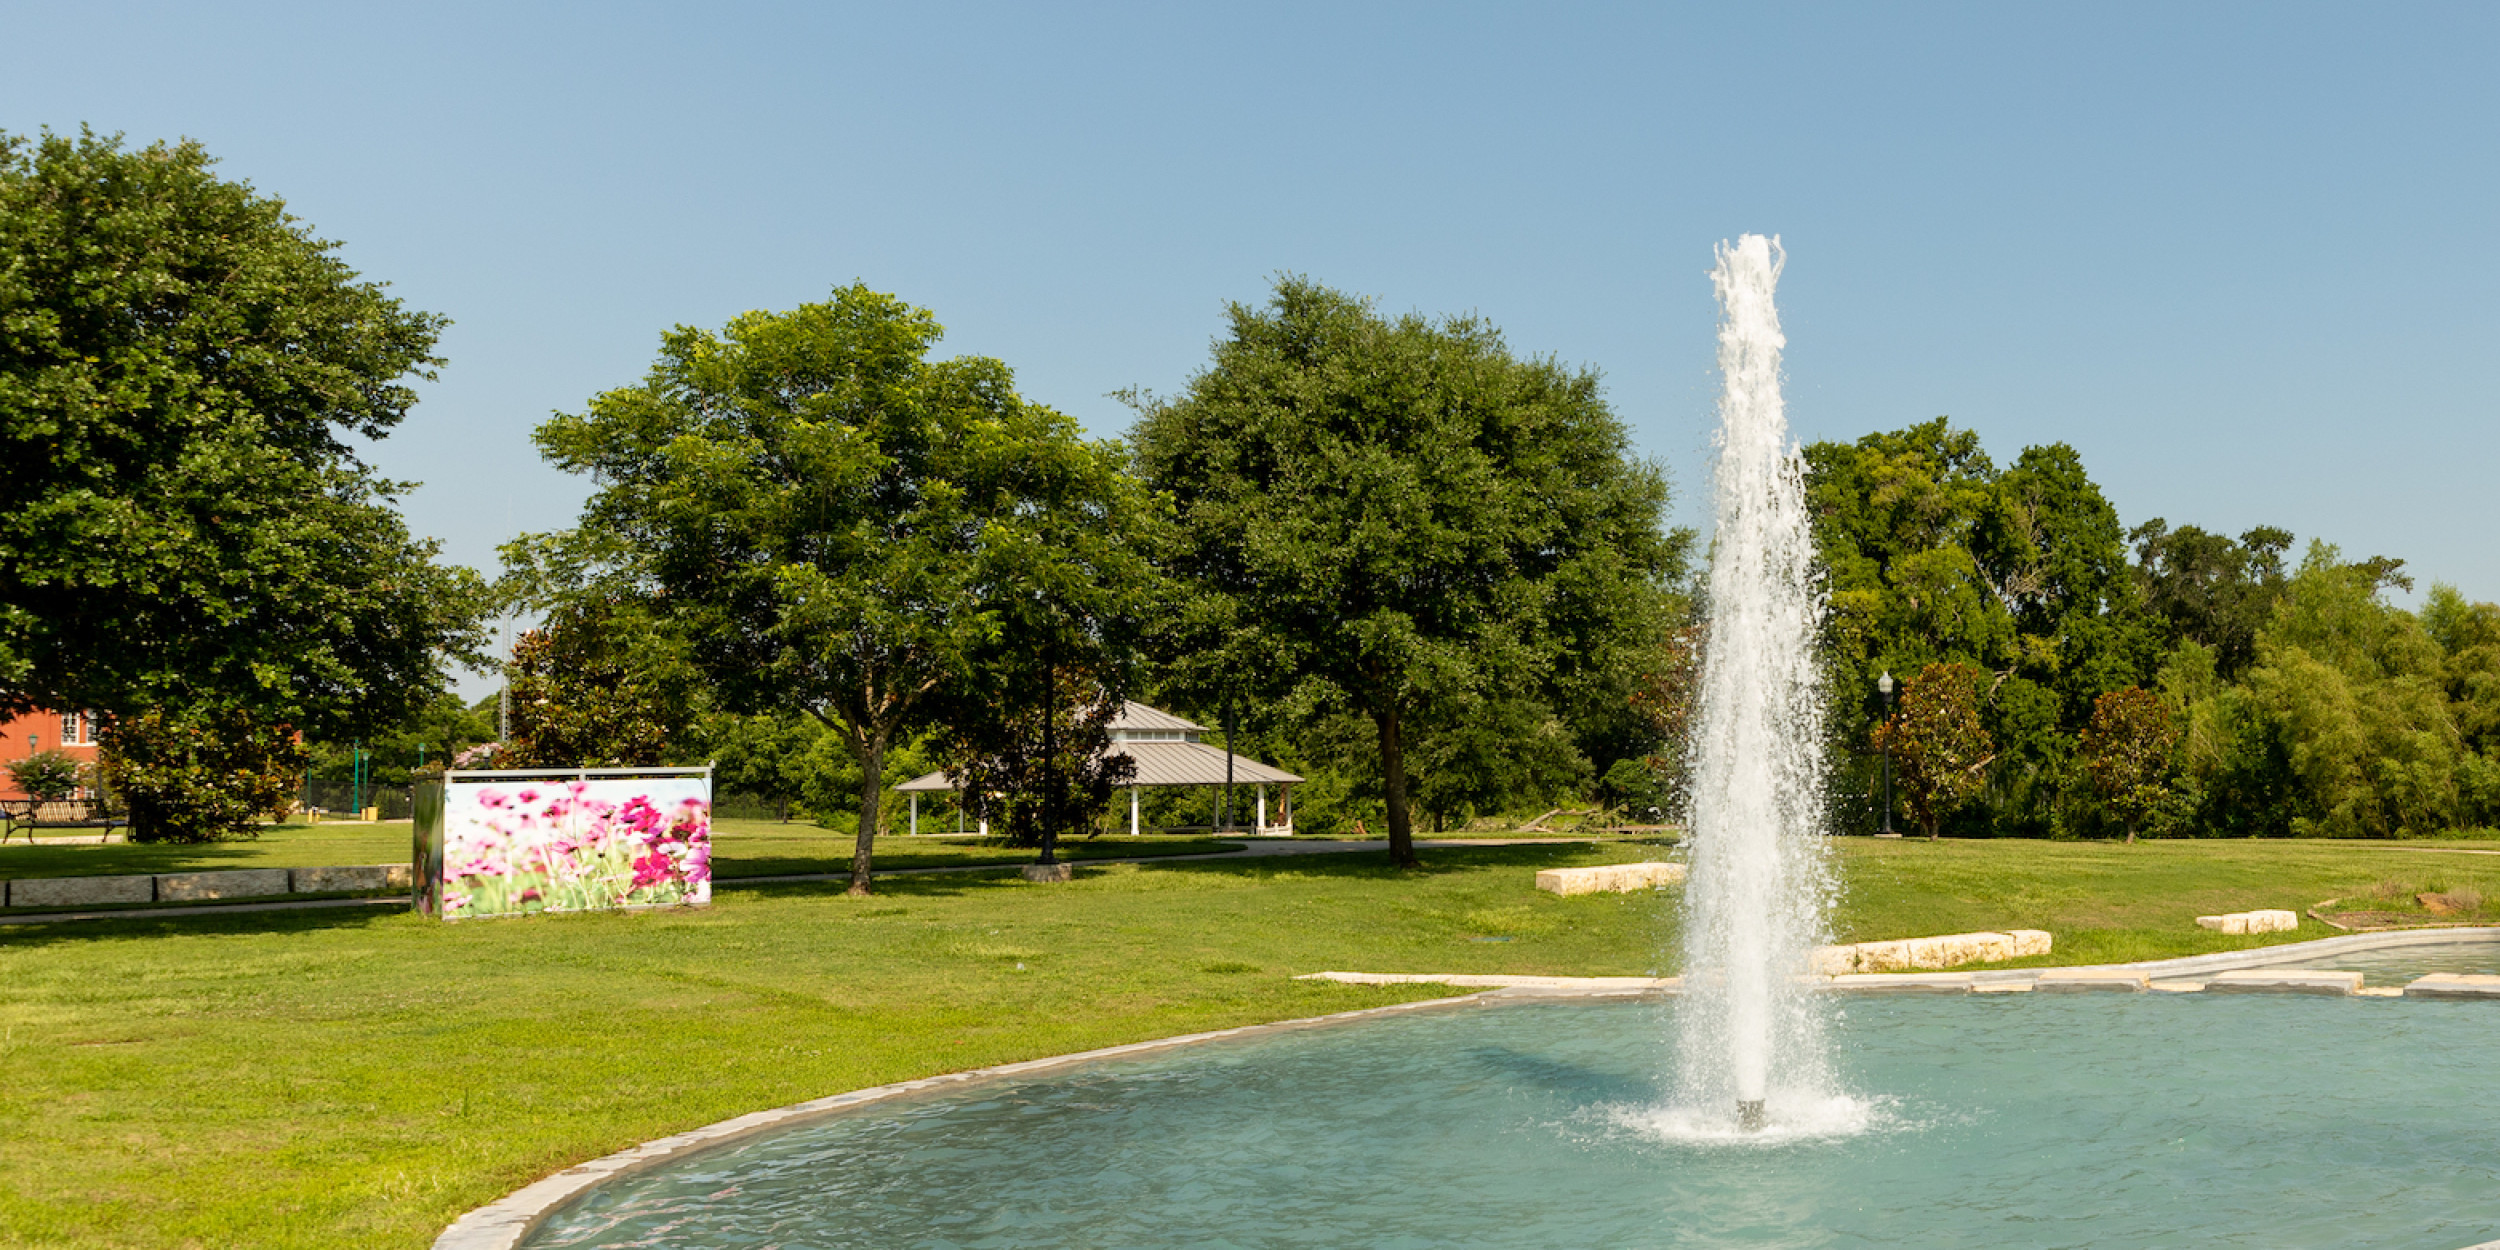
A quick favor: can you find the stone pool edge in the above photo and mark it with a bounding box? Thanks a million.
[1307,927,2500,996]
[431,991,1497,1250]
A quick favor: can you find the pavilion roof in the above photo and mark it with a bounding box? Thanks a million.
[1106,701,1205,733]
[891,740,1301,792]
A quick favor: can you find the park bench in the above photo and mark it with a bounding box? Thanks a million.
[0,797,128,844]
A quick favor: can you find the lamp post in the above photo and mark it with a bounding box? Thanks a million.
[1876,671,1896,836]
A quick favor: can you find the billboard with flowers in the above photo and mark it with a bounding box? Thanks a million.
[417,768,712,920]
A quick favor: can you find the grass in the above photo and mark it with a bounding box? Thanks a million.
[0,819,1242,890]
[9,834,2500,1247]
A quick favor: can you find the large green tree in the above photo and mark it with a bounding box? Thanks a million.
[1129,277,1677,867]
[0,128,487,746]
[512,284,1159,893]
[1805,420,2147,834]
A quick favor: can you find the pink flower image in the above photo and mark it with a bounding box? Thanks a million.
[439,777,712,919]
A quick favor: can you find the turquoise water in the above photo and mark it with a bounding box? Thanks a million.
[525,997,2500,1249]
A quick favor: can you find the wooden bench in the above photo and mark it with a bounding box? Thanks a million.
[0,798,128,844]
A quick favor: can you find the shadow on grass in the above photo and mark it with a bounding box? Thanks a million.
[0,898,412,950]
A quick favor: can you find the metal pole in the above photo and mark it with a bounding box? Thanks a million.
[1221,690,1236,833]
[1040,639,1057,864]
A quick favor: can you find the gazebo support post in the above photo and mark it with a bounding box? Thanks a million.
[1129,786,1140,836]
[1256,784,1268,835]
[910,793,919,837]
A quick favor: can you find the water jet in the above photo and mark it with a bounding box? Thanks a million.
[1674,233,1839,1134]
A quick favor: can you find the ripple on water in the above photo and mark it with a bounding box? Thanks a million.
[524,996,2500,1250]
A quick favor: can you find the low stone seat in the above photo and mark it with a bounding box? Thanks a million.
[1534,862,1685,896]
[1809,929,2051,974]
[2194,909,2299,935]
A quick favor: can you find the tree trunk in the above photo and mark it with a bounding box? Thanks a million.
[2125,820,2137,845]
[1375,706,1419,869]
[851,731,885,896]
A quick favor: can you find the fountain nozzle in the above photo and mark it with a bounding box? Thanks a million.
[1736,1099,1766,1132]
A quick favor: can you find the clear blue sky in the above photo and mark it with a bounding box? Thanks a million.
[9,2,2496,675]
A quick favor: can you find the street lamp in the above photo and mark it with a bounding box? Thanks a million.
[1876,671,1896,836]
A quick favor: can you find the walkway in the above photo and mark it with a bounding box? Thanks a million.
[0,837,1592,926]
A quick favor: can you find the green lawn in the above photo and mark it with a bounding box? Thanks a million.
[7,835,2500,1248]
[0,819,1241,889]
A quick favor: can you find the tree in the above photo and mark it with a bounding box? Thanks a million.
[0,129,488,740]
[305,692,498,793]
[1805,421,2150,836]
[513,284,1159,894]
[1870,662,1995,839]
[100,707,309,842]
[2079,686,2179,842]
[1130,277,1675,868]
[935,660,1138,856]
[2130,521,2294,680]
[501,598,699,769]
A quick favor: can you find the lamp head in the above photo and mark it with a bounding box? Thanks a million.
[1877,671,1894,696]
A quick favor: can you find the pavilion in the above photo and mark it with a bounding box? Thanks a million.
[892,701,1302,836]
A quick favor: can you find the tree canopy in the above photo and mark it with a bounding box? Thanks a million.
[512,283,1160,891]
[1130,277,1680,865]
[0,128,487,740]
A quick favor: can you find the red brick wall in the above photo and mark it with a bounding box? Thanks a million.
[0,709,102,801]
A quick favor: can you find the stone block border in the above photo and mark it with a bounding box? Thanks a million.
[2,864,412,910]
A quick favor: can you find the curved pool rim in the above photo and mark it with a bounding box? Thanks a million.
[432,926,2500,1250]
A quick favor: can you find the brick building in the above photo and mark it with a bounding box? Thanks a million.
[0,709,102,801]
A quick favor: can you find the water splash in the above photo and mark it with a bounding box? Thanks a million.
[1674,234,1841,1133]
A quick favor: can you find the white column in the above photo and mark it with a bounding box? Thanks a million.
[1129,786,1141,836]
[1257,785,1268,834]
[910,793,919,837]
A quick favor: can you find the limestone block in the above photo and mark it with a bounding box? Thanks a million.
[2194,909,2300,935]
[2204,969,2362,996]
[1534,862,1686,897]
[7,874,154,908]
[2033,968,2149,992]
[2403,973,2500,1000]
[1019,862,1074,883]
[290,865,394,893]
[1826,972,1973,994]
[1809,929,2050,974]
[155,868,292,902]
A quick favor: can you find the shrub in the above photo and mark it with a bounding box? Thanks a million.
[5,749,87,803]
[100,708,309,843]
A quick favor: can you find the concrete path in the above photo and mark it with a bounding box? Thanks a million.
[720,836,1590,886]
[0,836,1596,926]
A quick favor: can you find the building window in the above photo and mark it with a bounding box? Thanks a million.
[58,711,94,746]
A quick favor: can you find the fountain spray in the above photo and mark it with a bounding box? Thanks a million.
[1675,235,1837,1133]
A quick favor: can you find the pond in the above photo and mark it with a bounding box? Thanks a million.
[522,994,2500,1249]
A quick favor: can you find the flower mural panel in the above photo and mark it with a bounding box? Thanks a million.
[436,773,711,919]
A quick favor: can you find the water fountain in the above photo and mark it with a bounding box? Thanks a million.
[1673,234,1840,1135]
[455,239,2500,1250]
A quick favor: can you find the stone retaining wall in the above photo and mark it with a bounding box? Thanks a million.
[2,864,411,909]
